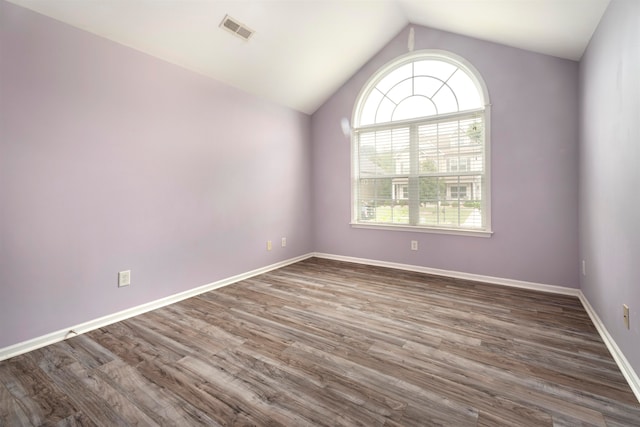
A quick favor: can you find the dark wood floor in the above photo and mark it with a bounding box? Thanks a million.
[1,257,639,426]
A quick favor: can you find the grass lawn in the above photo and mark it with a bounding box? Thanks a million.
[371,204,476,227]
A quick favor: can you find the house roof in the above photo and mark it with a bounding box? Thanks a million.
[6,0,610,114]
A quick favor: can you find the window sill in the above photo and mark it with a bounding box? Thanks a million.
[350,222,493,238]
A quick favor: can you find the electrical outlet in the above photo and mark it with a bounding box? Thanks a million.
[267,240,272,251]
[118,270,131,288]
[581,260,586,276]
[411,240,418,251]
[281,237,287,247]
[623,304,630,329]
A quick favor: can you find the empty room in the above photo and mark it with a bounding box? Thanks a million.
[1,0,639,425]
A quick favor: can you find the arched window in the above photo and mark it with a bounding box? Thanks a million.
[351,50,491,235]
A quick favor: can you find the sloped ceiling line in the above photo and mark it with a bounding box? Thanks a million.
[6,0,610,114]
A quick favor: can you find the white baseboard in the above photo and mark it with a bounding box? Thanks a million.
[313,252,639,402]
[2,251,638,403]
[312,252,581,296]
[0,254,313,362]
[578,294,640,403]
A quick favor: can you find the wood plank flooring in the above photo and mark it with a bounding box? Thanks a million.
[1,257,639,426]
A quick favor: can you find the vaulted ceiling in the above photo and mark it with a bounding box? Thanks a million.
[6,0,611,114]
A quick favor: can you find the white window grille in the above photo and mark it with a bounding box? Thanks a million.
[351,50,491,235]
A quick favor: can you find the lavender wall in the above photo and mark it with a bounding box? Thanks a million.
[0,1,312,348]
[579,0,640,375]
[311,25,580,288]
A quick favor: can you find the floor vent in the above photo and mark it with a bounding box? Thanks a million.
[220,15,254,41]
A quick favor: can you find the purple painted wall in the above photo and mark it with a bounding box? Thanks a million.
[311,25,580,288]
[579,0,640,375]
[0,1,312,348]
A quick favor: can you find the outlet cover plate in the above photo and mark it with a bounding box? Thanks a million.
[118,270,131,287]
[623,304,630,329]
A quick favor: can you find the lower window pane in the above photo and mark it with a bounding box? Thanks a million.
[359,174,484,229]
[419,201,482,228]
[368,200,409,224]
[419,176,483,228]
[359,178,410,224]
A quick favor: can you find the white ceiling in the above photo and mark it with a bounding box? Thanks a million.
[7,0,610,114]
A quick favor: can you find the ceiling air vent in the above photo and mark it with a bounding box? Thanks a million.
[220,15,254,41]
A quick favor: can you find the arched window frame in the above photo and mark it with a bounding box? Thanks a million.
[351,49,492,236]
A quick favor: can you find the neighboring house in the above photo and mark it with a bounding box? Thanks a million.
[359,119,484,208]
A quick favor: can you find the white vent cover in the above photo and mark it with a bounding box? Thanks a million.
[220,15,254,41]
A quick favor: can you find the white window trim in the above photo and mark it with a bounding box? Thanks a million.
[350,222,494,238]
[350,49,492,237]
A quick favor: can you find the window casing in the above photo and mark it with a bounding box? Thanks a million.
[351,50,491,236]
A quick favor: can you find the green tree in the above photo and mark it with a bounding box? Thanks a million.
[371,151,395,174]
[466,120,483,144]
[374,178,392,200]
[419,159,445,200]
